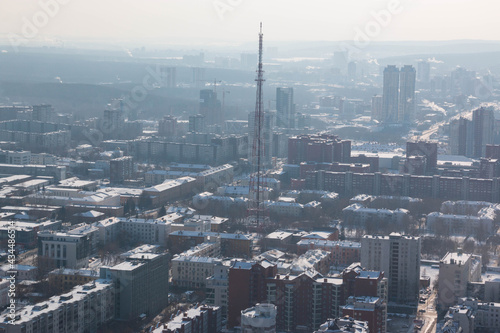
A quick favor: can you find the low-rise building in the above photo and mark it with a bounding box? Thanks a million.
[241,303,277,333]
[296,240,361,268]
[143,176,197,207]
[342,203,409,227]
[169,231,252,258]
[48,268,99,293]
[37,224,99,270]
[314,317,369,333]
[427,208,495,237]
[94,216,174,246]
[0,264,37,281]
[153,305,222,333]
[443,297,500,333]
[341,296,387,333]
[289,249,332,275]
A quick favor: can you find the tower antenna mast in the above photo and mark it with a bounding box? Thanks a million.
[248,22,267,226]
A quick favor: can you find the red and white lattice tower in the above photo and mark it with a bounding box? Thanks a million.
[247,23,269,226]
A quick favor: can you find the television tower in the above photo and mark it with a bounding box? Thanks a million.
[248,23,268,226]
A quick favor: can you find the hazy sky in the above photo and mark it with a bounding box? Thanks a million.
[0,0,498,46]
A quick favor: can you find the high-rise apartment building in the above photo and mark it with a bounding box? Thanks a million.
[371,95,383,121]
[248,110,274,167]
[189,114,206,133]
[382,65,416,124]
[109,156,133,184]
[361,233,421,305]
[382,66,400,123]
[288,134,351,164]
[449,107,495,158]
[200,89,222,125]
[450,117,474,156]
[158,115,178,138]
[473,107,495,158]
[276,88,295,129]
[398,65,416,123]
[32,104,55,122]
[417,61,430,84]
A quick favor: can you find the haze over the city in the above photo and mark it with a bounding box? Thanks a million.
[1,1,500,333]
[0,0,499,47]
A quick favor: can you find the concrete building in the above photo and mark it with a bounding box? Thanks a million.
[0,264,37,281]
[227,261,277,328]
[473,107,495,158]
[382,65,400,123]
[48,268,99,293]
[0,150,31,165]
[154,305,222,333]
[206,260,232,318]
[314,317,369,333]
[438,251,482,310]
[276,87,295,129]
[189,114,206,133]
[25,187,120,208]
[0,220,61,248]
[37,224,99,269]
[398,65,416,123]
[169,231,252,258]
[443,297,500,333]
[342,203,409,227]
[241,303,277,333]
[199,89,222,126]
[305,170,500,203]
[289,249,332,275]
[100,251,169,321]
[0,280,114,333]
[296,240,361,269]
[171,256,222,289]
[361,233,421,305]
[288,134,351,165]
[426,210,494,237]
[181,239,221,258]
[109,156,133,183]
[267,272,344,332]
[94,215,175,246]
[341,296,386,333]
[145,164,233,189]
[0,279,9,308]
[143,176,197,207]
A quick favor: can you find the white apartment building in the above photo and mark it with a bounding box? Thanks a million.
[94,216,174,246]
[25,187,120,207]
[444,297,500,333]
[427,211,493,236]
[361,233,421,305]
[438,251,482,309]
[343,203,409,226]
[171,256,222,289]
[0,280,114,333]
